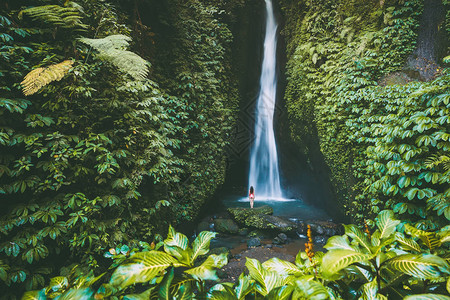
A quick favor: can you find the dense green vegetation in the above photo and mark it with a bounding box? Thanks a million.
[281,0,450,227]
[0,0,240,296]
[23,211,450,299]
[0,0,449,298]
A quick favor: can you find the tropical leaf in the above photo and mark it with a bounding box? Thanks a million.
[395,233,421,252]
[360,280,387,300]
[262,257,303,277]
[245,257,285,296]
[386,254,450,279]
[164,225,189,250]
[158,267,174,300]
[184,253,228,281]
[21,290,46,300]
[78,35,149,81]
[405,224,441,250]
[265,285,294,300]
[209,290,237,300]
[322,249,372,277]
[52,288,93,300]
[403,295,450,300]
[20,5,86,29]
[344,224,372,253]
[174,281,193,300]
[21,60,74,96]
[123,288,154,300]
[234,273,253,300]
[324,235,355,251]
[190,231,216,262]
[376,210,400,240]
[293,275,330,300]
[48,276,68,292]
[110,251,179,289]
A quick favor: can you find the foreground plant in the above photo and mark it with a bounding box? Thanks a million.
[22,226,227,299]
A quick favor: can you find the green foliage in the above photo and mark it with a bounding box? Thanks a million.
[23,227,226,299]
[78,35,149,81]
[281,0,449,228]
[1,0,240,296]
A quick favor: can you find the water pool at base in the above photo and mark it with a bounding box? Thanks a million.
[221,195,330,221]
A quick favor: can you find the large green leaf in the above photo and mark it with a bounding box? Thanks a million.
[123,288,154,300]
[292,275,329,300]
[164,225,189,250]
[360,280,387,300]
[184,253,227,281]
[245,257,285,296]
[395,233,421,252]
[322,249,372,277]
[234,273,253,300]
[405,224,441,250]
[53,288,93,300]
[110,251,178,289]
[376,210,400,240]
[403,295,450,300]
[158,267,174,300]
[174,281,193,300]
[262,257,303,277]
[164,245,192,266]
[208,291,237,300]
[265,285,294,300]
[324,235,355,251]
[386,254,450,279]
[344,224,372,253]
[48,276,68,292]
[190,231,216,263]
[21,290,46,300]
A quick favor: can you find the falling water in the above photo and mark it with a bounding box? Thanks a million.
[248,0,282,199]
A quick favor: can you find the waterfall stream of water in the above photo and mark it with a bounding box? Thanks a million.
[248,0,283,200]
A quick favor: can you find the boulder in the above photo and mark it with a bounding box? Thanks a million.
[273,233,288,245]
[214,218,240,234]
[228,205,273,224]
[196,221,210,233]
[260,215,298,233]
[247,237,261,248]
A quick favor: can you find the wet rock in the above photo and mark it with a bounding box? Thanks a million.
[309,223,324,235]
[209,247,230,258]
[260,215,297,233]
[273,233,288,245]
[314,236,327,244]
[247,237,261,248]
[197,221,210,233]
[228,205,273,224]
[238,228,249,236]
[214,218,240,234]
[265,244,273,249]
[278,233,288,243]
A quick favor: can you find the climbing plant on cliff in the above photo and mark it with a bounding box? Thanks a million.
[0,0,240,296]
[281,0,449,227]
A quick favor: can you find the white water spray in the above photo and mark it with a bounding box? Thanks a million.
[248,0,282,199]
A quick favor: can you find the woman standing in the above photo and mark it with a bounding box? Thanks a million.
[249,186,255,208]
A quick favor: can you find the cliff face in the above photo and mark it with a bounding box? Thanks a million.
[279,0,449,224]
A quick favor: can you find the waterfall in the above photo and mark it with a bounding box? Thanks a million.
[248,0,282,199]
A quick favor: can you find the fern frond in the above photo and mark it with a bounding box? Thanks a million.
[79,35,132,51]
[79,35,150,81]
[20,5,86,29]
[425,154,450,170]
[21,60,74,96]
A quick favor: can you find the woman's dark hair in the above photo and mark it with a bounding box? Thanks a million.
[250,186,254,194]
